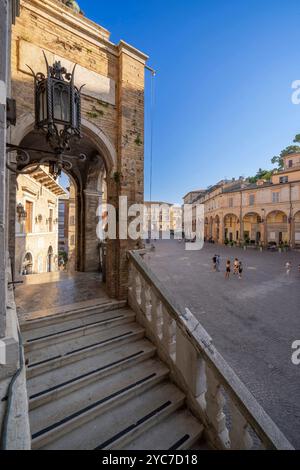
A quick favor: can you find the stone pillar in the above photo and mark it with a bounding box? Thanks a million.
[111,42,147,300]
[260,222,265,246]
[0,0,9,339]
[263,220,268,246]
[219,215,224,244]
[290,217,295,248]
[106,177,118,298]
[83,189,102,272]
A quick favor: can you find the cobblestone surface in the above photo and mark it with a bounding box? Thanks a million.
[145,240,300,448]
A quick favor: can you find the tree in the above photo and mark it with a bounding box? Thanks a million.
[271,144,300,170]
[248,168,273,183]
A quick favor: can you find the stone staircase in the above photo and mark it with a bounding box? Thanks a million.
[20,298,205,450]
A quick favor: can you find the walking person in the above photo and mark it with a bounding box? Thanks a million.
[225,259,231,279]
[233,258,239,276]
[285,261,291,276]
[216,255,221,272]
[238,260,243,279]
[212,255,217,272]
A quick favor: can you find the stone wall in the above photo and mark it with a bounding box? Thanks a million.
[0,0,9,339]
[9,0,148,299]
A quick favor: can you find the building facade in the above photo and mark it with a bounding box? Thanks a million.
[15,166,66,275]
[144,202,183,238]
[187,152,300,247]
[58,182,76,271]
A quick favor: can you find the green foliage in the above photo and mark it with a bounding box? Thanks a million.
[271,144,300,170]
[113,172,123,184]
[58,251,68,263]
[86,106,104,120]
[247,168,273,183]
[86,111,98,119]
[134,134,143,146]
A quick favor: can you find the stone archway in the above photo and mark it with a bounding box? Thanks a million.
[243,212,262,244]
[293,211,300,247]
[214,215,220,242]
[224,213,239,243]
[266,210,289,245]
[22,252,33,275]
[9,114,118,294]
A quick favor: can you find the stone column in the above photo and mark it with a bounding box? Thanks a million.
[290,217,295,248]
[0,0,9,339]
[219,215,224,244]
[112,42,148,300]
[83,189,102,272]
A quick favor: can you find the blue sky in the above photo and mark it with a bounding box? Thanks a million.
[78,0,300,204]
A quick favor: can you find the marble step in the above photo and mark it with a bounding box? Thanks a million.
[28,339,157,410]
[121,409,204,450]
[23,308,136,352]
[37,381,186,450]
[30,358,169,449]
[20,299,127,331]
[26,322,145,378]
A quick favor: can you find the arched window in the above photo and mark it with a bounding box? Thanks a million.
[47,246,54,272]
[22,253,33,275]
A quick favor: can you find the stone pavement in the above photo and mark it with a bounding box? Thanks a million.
[15,272,106,320]
[145,240,300,449]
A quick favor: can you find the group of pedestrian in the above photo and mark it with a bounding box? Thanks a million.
[212,255,243,279]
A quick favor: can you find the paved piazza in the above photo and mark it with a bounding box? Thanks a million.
[145,240,300,448]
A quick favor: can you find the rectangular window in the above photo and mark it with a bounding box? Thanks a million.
[272,192,280,203]
[288,160,293,168]
[229,197,233,208]
[25,201,33,233]
[249,194,255,206]
[279,176,288,184]
[49,208,53,232]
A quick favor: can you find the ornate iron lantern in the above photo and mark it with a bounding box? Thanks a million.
[18,53,86,179]
[6,54,86,180]
[31,53,82,155]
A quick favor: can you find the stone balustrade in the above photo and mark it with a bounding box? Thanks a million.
[128,250,294,450]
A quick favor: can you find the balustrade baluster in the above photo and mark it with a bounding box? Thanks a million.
[162,306,176,360]
[150,289,160,337]
[205,366,230,449]
[144,285,152,320]
[228,399,253,450]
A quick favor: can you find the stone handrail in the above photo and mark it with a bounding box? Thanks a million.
[0,257,31,450]
[127,250,294,450]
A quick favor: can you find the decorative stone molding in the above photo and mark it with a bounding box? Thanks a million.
[118,40,149,65]
[18,40,116,105]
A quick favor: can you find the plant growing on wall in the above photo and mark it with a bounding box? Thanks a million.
[113,172,123,185]
[134,134,143,146]
[86,106,104,120]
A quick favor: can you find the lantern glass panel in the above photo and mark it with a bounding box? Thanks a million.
[37,85,47,123]
[53,83,70,123]
[73,93,79,127]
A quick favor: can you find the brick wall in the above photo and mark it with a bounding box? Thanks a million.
[10,0,148,299]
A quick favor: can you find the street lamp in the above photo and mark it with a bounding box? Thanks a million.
[6,53,86,179]
[13,52,86,179]
[32,54,82,156]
